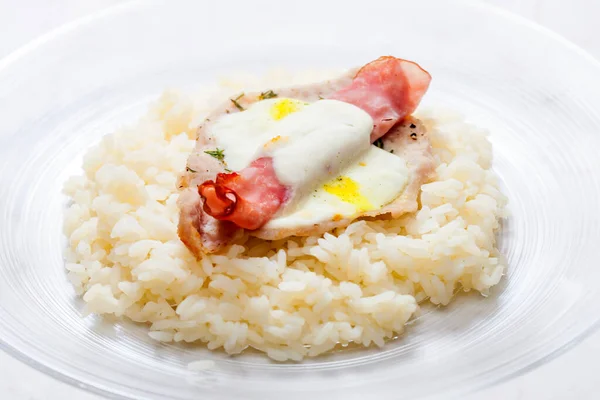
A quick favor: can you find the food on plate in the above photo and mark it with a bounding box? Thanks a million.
[178,56,434,257]
[63,58,508,361]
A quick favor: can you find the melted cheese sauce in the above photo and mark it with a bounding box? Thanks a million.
[210,97,409,230]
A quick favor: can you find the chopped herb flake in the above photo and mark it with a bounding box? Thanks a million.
[224,167,232,172]
[186,167,197,173]
[374,138,384,149]
[231,93,245,111]
[204,148,225,161]
[318,95,324,100]
[259,90,278,100]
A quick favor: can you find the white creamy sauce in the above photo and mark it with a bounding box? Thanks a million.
[265,100,372,189]
[210,97,409,229]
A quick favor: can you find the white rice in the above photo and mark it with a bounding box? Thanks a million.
[63,71,508,361]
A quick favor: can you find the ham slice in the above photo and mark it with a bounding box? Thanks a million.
[198,157,288,230]
[178,56,432,257]
[330,56,431,141]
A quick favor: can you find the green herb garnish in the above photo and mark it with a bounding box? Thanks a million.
[374,138,384,149]
[204,148,225,161]
[318,95,324,100]
[186,167,197,173]
[259,90,277,100]
[231,93,245,111]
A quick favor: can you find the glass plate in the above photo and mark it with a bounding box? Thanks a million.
[1,0,600,399]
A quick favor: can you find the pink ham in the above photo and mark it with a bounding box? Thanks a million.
[198,56,431,231]
[330,56,431,142]
[199,158,288,230]
[251,117,436,240]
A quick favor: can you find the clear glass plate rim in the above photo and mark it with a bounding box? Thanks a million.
[1,0,599,399]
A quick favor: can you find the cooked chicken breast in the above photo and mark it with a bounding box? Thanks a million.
[178,57,434,258]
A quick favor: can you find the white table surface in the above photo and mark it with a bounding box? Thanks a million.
[1,0,599,399]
